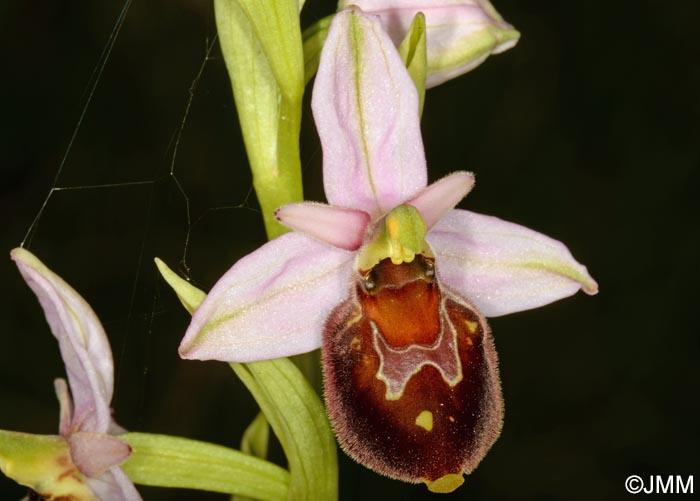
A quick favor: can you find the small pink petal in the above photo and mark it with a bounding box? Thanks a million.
[313,8,427,215]
[69,431,132,478]
[275,202,370,250]
[11,248,114,434]
[180,232,355,362]
[429,210,598,317]
[408,171,475,229]
[86,467,143,501]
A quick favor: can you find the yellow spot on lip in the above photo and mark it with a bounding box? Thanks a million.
[448,415,455,423]
[465,319,478,333]
[424,473,465,493]
[415,410,433,431]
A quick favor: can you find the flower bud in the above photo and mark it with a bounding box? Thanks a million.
[338,0,520,87]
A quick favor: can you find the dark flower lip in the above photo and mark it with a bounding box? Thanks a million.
[322,255,503,492]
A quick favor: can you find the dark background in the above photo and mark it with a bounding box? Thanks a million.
[1,1,698,500]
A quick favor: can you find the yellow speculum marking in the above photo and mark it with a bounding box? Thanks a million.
[415,410,434,431]
[424,473,465,494]
[465,319,478,333]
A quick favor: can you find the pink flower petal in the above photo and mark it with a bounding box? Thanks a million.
[343,0,494,47]
[313,8,427,215]
[342,0,519,88]
[86,466,143,501]
[275,202,370,250]
[407,171,475,229]
[428,210,598,317]
[69,431,132,478]
[180,232,355,362]
[11,248,115,434]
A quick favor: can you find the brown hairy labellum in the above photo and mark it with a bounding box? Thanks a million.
[322,255,503,492]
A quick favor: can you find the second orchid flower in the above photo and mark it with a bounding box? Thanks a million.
[338,0,520,87]
[1,249,141,500]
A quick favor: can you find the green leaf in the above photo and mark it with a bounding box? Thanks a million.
[398,12,427,116]
[120,432,289,501]
[215,0,305,239]
[154,257,206,314]
[302,15,333,85]
[231,360,338,501]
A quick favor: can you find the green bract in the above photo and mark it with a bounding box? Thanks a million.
[302,15,333,85]
[398,13,427,115]
[215,0,305,238]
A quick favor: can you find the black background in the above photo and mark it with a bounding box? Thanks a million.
[1,1,698,500]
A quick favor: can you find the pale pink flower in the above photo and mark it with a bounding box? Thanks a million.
[11,248,141,500]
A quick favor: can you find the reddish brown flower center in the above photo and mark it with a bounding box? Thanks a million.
[361,257,439,348]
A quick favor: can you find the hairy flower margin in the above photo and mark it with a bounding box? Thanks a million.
[0,249,141,500]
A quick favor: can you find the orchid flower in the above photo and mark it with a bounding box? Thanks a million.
[179,7,597,493]
[338,0,520,87]
[0,248,142,500]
